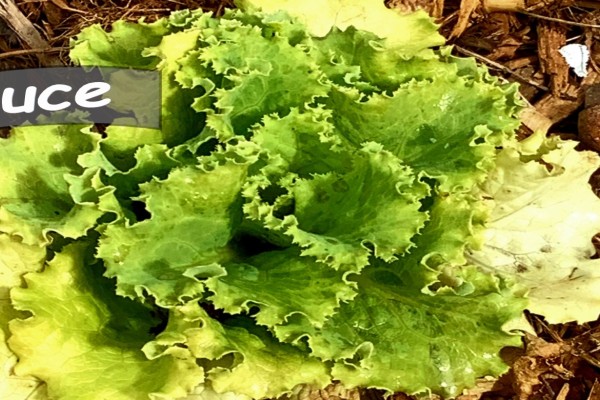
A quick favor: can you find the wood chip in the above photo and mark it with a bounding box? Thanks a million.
[505,55,538,70]
[578,84,600,151]
[535,70,600,125]
[589,379,600,400]
[450,0,480,39]
[520,105,554,134]
[387,0,445,18]
[555,383,570,400]
[537,21,569,95]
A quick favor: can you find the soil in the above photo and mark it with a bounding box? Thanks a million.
[1,0,599,399]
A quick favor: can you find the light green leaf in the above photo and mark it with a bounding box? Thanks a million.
[238,0,444,51]
[70,19,169,68]
[177,383,251,400]
[0,234,46,288]
[150,303,330,399]
[8,243,203,400]
[469,132,600,323]
[71,15,218,167]
[0,323,48,400]
[0,234,48,400]
[392,191,489,295]
[0,125,104,245]
[250,106,353,176]
[79,142,182,209]
[98,28,208,168]
[201,18,329,138]
[309,27,456,92]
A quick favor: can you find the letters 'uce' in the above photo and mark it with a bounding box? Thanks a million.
[1,82,111,114]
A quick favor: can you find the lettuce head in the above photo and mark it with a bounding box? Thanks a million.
[1,1,600,399]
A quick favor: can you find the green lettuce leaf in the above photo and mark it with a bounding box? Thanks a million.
[238,0,444,51]
[280,143,429,272]
[250,106,353,177]
[275,262,524,397]
[326,77,520,193]
[205,248,356,328]
[397,192,489,295]
[0,235,47,400]
[97,141,260,306]
[8,243,203,400]
[71,11,217,168]
[148,303,330,399]
[201,19,329,138]
[308,27,457,92]
[0,125,103,245]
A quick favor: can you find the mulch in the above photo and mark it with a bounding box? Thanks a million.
[0,0,599,399]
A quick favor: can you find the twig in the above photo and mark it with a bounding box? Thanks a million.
[519,10,600,29]
[0,46,68,59]
[0,0,63,65]
[454,45,550,91]
[575,1,600,10]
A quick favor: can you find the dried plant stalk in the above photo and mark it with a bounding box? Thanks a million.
[483,0,525,11]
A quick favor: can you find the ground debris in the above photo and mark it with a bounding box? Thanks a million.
[386,0,445,18]
[435,0,600,139]
[283,383,375,400]
[506,313,600,400]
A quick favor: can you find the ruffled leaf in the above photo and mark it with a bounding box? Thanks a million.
[97,141,260,306]
[469,132,600,324]
[280,143,429,272]
[327,77,520,193]
[8,243,203,400]
[205,248,356,328]
[239,0,444,51]
[0,125,103,245]
[149,303,330,399]
[276,263,524,397]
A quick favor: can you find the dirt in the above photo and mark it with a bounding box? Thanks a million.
[0,0,599,399]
